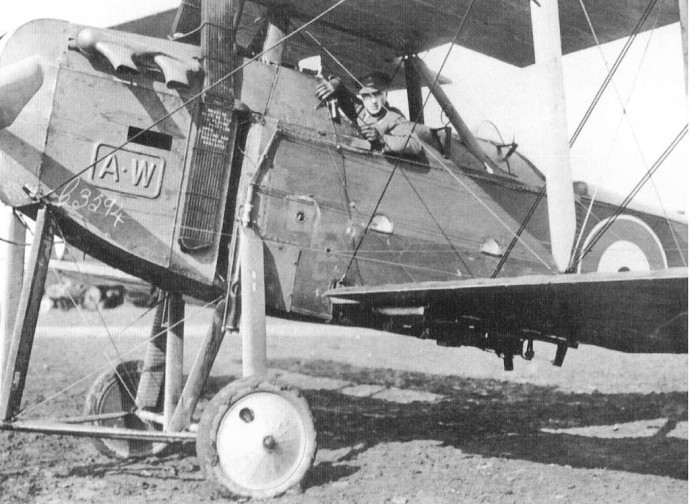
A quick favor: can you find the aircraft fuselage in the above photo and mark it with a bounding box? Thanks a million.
[0,19,686,325]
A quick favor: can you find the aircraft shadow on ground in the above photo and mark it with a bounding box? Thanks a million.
[204,358,688,484]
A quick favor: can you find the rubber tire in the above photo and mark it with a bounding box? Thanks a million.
[84,360,167,459]
[197,377,317,499]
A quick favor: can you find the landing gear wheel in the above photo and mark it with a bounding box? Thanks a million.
[84,360,167,459]
[197,377,317,499]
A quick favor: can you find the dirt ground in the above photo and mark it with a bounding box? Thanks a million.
[0,304,687,503]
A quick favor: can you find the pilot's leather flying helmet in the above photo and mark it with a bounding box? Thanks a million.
[357,71,390,95]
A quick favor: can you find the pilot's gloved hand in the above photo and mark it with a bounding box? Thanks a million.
[316,77,341,101]
[360,125,381,144]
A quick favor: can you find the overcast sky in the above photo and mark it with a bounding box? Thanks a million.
[1,1,687,213]
[420,22,686,215]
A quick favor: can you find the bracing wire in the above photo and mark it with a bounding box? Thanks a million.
[343,0,478,279]
[16,295,221,419]
[9,0,357,419]
[51,215,139,405]
[300,1,557,278]
[423,146,556,272]
[395,167,476,277]
[0,210,32,246]
[0,236,30,246]
[35,0,533,288]
[491,185,546,278]
[569,0,660,148]
[573,0,686,267]
[506,0,678,274]
[569,124,687,271]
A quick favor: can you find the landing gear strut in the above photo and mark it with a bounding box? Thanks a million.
[194,226,316,498]
[0,209,317,499]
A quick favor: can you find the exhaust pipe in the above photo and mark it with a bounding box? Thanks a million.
[0,55,44,130]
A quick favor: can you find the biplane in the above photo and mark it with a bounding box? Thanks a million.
[0,0,687,498]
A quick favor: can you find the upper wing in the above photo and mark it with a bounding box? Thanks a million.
[113,0,680,83]
[249,0,680,67]
[326,267,688,354]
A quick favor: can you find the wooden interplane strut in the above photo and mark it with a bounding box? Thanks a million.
[529,0,576,272]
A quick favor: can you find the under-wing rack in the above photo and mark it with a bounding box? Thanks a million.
[327,267,689,355]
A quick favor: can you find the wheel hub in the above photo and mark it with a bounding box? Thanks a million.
[215,391,309,492]
[263,435,277,451]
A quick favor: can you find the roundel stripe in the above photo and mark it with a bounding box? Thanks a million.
[577,215,667,273]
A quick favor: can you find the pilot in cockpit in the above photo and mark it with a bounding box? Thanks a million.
[316,71,424,157]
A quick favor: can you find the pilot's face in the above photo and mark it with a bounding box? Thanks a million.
[360,91,386,116]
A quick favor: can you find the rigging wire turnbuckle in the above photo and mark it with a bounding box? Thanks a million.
[22,185,49,206]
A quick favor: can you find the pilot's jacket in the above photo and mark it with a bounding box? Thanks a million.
[357,105,423,156]
[333,85,424,157]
